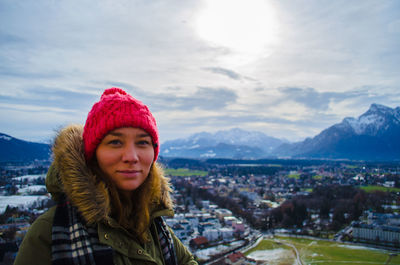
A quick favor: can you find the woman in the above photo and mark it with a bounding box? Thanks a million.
[14,88,198,265]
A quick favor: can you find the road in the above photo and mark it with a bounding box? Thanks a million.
[274,239,303,265]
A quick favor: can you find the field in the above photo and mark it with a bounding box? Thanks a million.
[361,185,400,193]
[288,173,300,179]
[164,168,208,177]
[312,175,323,180]
[245,235,400,265]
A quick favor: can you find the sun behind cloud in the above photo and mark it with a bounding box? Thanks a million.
[195,0,279,59]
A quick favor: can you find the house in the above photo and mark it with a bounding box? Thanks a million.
[201,200,210,209]
[185,214,199,227]
[171,223,186,240]
[383,181,395,187]
[220,227,234,240]
[225,252,256,265]
[215,209,233,220]
[189,236,208,249]
[198,222,214,234]
[224,216,238,226]
[225,252,245,265]
[232,220,245,233]
[203,229,219,242]
[179,219,191,231]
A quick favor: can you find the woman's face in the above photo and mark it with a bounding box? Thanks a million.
[96,127,154,194]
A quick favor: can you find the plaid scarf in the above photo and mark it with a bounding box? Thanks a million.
[154,216,177,265]
[51,199,177,265]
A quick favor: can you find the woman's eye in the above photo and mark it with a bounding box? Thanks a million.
[137,140,151,146]
[108,139,122,146]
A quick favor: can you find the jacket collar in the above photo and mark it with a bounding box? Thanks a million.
[46,124,173,225]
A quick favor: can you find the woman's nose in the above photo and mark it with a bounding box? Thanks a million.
[122,145,139,162]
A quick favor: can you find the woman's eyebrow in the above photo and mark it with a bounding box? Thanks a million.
[108,132,123,137]
[106,131,151,138]
[137,133,151,138]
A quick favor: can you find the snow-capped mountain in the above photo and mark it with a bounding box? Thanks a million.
[341,104,400,136]
[161,128,286,159]
[0,133,51,162]
[275,104,400,161]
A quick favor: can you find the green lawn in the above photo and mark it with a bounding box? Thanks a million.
[312,175,324,180]
[360,185,400,193]
[345,165,359,169]
[245,236,400,265]
[244,238,291,252]
[164,168,208,177]
[288,173,300,179]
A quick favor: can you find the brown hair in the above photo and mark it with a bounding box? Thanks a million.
[90,161,164,243]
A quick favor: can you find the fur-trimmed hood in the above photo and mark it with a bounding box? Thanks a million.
[45,124,173,225]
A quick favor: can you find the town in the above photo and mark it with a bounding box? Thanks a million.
[1,158,400,264]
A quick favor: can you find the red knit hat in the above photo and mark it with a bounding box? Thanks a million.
[83,87,159,162]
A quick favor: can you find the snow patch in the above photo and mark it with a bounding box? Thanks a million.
[18,185,47,194]
[247,248,289,261]
[345,114,385,135]
[13,174,46,181]
[308,241,317,246]
[200,151,216,158]
[337,244,383,251]
[195,245,230,260]
[0,135,12,141]
[0,195,50,213]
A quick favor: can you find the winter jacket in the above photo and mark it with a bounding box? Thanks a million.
[14,125,197,265]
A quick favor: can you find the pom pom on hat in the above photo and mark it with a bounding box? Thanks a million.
[83,87,159,162]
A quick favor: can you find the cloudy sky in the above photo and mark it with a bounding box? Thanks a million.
[1,0,399,144]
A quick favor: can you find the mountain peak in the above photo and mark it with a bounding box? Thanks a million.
[275,103,400,160]
[368,103,393,114]
[339,104,400,135]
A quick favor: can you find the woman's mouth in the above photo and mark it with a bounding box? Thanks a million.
[117,170,141,178]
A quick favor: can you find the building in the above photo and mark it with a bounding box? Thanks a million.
[224,252,256,265]
[220,227,234,241]
[224,216,238,226]
[215,209,233,221]
[232,220,245,234]
[352,223,400,247]
[203,229,220,242]
[189,236,208,249]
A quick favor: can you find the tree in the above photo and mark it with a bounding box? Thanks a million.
[2,227,17,241]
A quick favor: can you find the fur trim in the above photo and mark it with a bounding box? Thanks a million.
[46,124,173,225]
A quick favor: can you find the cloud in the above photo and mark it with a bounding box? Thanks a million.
[0,102,76,114]
[0,31,26,46]
[0,66,63,79]
[97,82,238,111]
[152,87,238,111]
[278,87,370,110]
[203,67,242,80]
[0,86,99,112]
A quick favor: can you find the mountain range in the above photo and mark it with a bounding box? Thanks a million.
[1,103,399,162]
[161,128,286,159]
[161,103,400,161]
[0,133,51,163]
